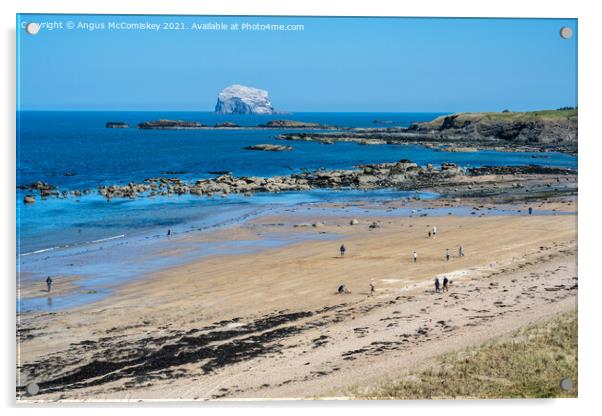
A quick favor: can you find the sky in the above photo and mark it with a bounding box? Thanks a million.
[17,15,577,112]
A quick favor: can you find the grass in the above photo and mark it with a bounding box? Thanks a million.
[352,310,577,399]
[423,109,577,128]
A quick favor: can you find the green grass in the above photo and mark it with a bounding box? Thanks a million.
[352,310,577,399]
[422,109,577,128]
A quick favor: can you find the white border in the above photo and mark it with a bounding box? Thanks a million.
[3,1,601,415]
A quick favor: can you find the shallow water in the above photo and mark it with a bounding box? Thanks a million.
[17,189,574,313]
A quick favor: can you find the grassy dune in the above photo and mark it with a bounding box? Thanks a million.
[353,310,577,399]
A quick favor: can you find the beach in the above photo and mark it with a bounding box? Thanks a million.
[15,110,579,401]
[14,12,581,405]
[17,196,577,400]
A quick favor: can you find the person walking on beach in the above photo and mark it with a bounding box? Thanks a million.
[340,244,346,257]
[413,250,417,263]
[434,277,441,293]
[46,276,53,292]
[528,207,533,215]
[443,276,449,292]
[459,245,464,257]
[432,226,437,237]
[369,279,376,297]
[445,248,450,261]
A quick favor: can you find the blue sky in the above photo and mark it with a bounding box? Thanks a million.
[17,15,577,112]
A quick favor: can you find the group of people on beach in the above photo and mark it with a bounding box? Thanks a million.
[336,224,465,296]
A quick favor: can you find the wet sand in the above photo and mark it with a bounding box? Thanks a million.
[16,200,577,401]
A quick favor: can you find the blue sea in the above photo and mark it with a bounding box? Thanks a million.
[16,111,577,312]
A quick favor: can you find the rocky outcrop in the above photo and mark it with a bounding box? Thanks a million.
[214,122,239,128]
[214,84,275,115]
[138,120,203,129]
[18,160,463,202]
[243,144,293,152]
[18,159,577,203]
[258,120,330,129]
[276,110,578,154]
[409,110,577,145]
[467,165,576,176]
[105,122,129,128]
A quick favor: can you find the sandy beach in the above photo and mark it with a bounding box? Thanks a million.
[16,197,577,401]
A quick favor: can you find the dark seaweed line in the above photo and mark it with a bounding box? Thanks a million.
[17,310,317,395]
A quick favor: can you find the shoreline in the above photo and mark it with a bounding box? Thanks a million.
[16,193,576,314]
[17,194,577,400]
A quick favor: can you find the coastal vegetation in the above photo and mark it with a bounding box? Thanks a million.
[354,311,577,399]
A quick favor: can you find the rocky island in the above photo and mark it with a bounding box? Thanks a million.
[214,84,276,115]
[137,120,204,129]
[105,121,129,128]
[257,120,333,129]
[243,144,293,152]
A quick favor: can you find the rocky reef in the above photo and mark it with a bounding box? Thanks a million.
[214,122,240,128]
[18,160,577,204]
[214,84,275,115]
[243,144,293,152]
[137,120,204,129]
[105,122,129,128]
[257,120,331,129]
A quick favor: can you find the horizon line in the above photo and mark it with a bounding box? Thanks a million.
[15,107,575,113]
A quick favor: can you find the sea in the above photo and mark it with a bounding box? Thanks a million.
[16,111,578,312]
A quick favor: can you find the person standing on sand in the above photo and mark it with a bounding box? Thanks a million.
[434,277,441,293]
[46,276,52,292]
[340,244,346,257]
[369,280,376,296]
[443,276,449,292]
[445,248,450,261]
[432,226,437,237]
[459,245,464,257]
[412,250,418,263]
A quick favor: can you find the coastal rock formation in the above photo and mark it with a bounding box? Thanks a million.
[138,120,203,129]
[258,120,329,129]
[19,161,576,203]
[277,110,578,154]
[214,84,275,115]
[409,109,578,145]
[105,122,129,128]
[214,122,239,128]
[243,144,293,152]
